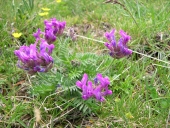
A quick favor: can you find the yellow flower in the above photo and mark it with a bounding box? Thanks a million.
[41,7,50,11]
[39,12,49,16]
[12,33,22,38]
[56,0,61,3]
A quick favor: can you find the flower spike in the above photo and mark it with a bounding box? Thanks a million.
[14,40,54,75]
[104,29,132,58]
[76,73,112,102]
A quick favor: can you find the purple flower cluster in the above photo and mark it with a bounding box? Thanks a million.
[44,18,66,44]
[14,40,54,74]
[105,29,132,58]
[76,73,112,102]
[33,18,66,44]
[14,18,66,74]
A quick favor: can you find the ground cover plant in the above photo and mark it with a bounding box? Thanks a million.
[0,0,170,127]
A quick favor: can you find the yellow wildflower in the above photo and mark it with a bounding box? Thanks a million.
[56,0,61,3]
[41,7,50,11]
[12,33,22,38]
[39,12,49,16]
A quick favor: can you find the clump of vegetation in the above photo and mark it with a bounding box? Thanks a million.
[0,0,170,127]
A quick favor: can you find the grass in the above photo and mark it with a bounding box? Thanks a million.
[0,0,170,127]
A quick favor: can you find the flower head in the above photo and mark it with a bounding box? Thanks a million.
[14,17,67,74]
[12,33,22,38]
[44,18,66,44]
[14,40,54,74]
[44,18,66,35]
[105,29,132,58]
[33,18,65,44]
[76,73,112,102]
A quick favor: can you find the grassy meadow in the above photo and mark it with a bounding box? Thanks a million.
[0,0,170,127]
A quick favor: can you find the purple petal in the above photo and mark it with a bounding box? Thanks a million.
[105,29,116,47]
[33,29,42,39]
[105,42,113,51]
[76,73,88,89]
[119,30,131,45]
[93,86,105,102]
[76,81,83,89]
[87,81,94,96]
[29,44,37,60]
[45,29,57,44]
[40,52,53,63]
[48,44,55,55]
[103,90,112,96]
[97,74,110,87]
[81,73,88,85]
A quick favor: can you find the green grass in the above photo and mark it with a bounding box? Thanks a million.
[0,0,170,127]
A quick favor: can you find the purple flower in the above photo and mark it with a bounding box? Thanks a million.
[76,73,88,89]
[93,74,112,101]
[15,17,66,74]
[96,73,110,87]
[82,81,94,100]
[44,29,56,44]
[93,85,105,102]
[33,28,42,40]
[14,40,54,74]
[44,18,66,44]
[33,18,66,44]
[76,73,112,102]
[105,29,132,58]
